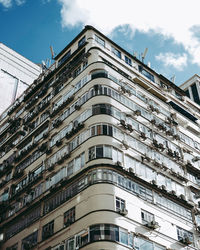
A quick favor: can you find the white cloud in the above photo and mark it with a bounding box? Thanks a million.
[0,0,25,8]
[57,0,200,67]
[15,0,25,6]
[0,0,12,8]
[155,53,187,71]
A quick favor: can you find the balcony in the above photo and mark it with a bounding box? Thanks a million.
[53,119,63,128]
[38,100,50,112]
[25,96,39,110]
[50,96,74,118]
[15,143,38,162]
[46,148,52,155]
[39,142,48,152]
[13,169,24,179]
[38,86,48,98]
[65,123,84,139]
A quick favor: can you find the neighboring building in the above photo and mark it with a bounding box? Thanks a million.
[180,74,200,106]
[1,26,200,250]
[0,43,41,116]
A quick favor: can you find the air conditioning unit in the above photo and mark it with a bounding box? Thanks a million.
[179,236,192,245]
[150,119,156,125]
[127,124,133,132]
[119,208,128,215]
[146,220,159,229]
[134,110,141,116]
[116,161,122,167]
[129,167,135,173]
[173,134,180,140]
[153,160,161,168]
[142,154,151,162]
[192,156,200,162]
[179,194,186,201]
[161,185,166,191]
[151,180,157,186]
[158,143,165,151]
[169,190,177,196]
[160,84,168,90]
[140,132,147,141]
[120,119,126,127]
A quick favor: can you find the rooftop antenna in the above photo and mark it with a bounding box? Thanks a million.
[42,60,47,72]
[50,45,55,59]
[170,75,176,83]
[141,48,148,63]
[133,51,138,58]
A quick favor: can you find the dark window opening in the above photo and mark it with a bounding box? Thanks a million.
[139,65,155,82]
[78,36,86,47]
[191,83,200,105]
[169,101,198,123]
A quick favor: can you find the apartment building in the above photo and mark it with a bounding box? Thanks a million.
[1,25,200,250]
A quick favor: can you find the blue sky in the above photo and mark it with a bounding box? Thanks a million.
[1,0,200,86]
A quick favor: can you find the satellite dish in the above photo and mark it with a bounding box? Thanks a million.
[133,51,138,58]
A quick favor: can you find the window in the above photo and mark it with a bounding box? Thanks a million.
[91,69,108,79]
[64,207,75,227]
[89,225,101,242]
[40,111,49,123]
[90,224,118,242]
[58,50,71,66]
[125,55,132,66]
[141,210,154,225]
[92,103,112,115]
[88,145,116,160]
[21,231,38,250]
[73,65,81,78]
[89,224,133,247]
[138,65,155,82]
[112,46,121,58]
[177,226,193,244]
[78,36,86,47]
[195,215,200,226]
[185,89,190,97]
[42,220,54,240]
[66,237,75,250]
[75,230,89,248]
[155,193,192,221]
[135,237,165,250]
[5,172,11,182]
[95,34,105,47]
[191,83,200,104]
[169,101,198,123]
[52,244,65,250]
[90,124,113,137]
[5,206,41,239]
[6,243,18,250]
[83,61,88,70]
[34,126,48,143]
[116,197,125,212]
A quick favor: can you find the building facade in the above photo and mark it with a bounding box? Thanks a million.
[1,26,200,250]
[0,42,41,115]
[180,74,200,106]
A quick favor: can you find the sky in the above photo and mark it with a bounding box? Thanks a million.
[1,0,200,88]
